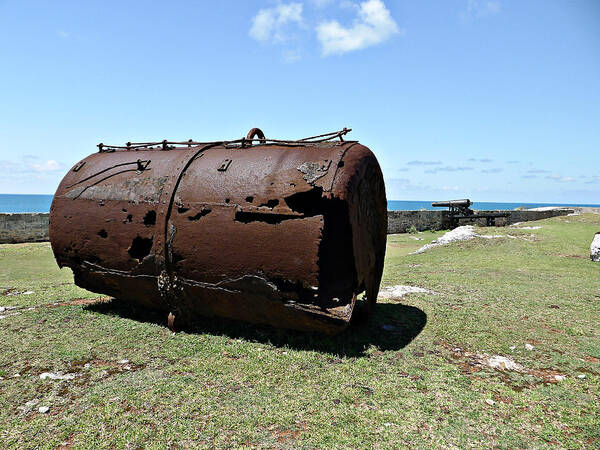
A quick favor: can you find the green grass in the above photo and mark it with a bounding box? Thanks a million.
[1,214,599,448]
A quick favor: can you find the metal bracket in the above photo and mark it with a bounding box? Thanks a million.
[136,159,151,172]
[72,161,86,172]
[218,159,232,172]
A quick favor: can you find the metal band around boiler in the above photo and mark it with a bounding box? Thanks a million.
[155,143,225,321]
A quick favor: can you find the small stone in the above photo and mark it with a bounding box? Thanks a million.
[20,399,39,411]
[384,422,392,427]
[554,375,566,381]
[454,347,462,353]
[38,406,49,414]
[525,343,535,351]
[40,372,76,381]
[12,373,21,378]
[485,399,495,406]
[22,291,34,295]
[84,363,90,368]
[509,346,516,351]
[118,359,129,364]
[0,307,5,313]
[486,355,523,372]
[577,374,586,379]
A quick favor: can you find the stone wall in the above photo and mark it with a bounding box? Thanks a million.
[0,209,577,244]
[0,213,49,244]
[387,210,452,234]
[387,209,573,234]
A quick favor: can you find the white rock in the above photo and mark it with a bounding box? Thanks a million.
[525,343,535,351]
[118,359,129,364]
[509,346,516,351]
[486,355,524,372]
[577,374,586,379]
[38,406,50,413]
[554,375,566,381]
[19,399,39,411]
[591,233,600,262]
[22,291,34,295]
[379,285,436,299]
[39,372,76,381]
[514,226,541,230]
[412,226,505,254]
[0,307,5,313]
[485,399,496,406]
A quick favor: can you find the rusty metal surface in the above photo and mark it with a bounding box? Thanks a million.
[50,128,387,334]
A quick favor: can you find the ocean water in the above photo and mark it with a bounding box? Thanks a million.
[0,194,598,213]
[0,194,54,213]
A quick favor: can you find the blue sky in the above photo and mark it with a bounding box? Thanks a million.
[0,0,598,202]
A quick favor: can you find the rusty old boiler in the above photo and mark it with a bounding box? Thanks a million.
[50,128,387,334]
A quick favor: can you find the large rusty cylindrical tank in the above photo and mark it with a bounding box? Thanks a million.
[50,128,387,334]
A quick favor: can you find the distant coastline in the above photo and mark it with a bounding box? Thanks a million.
[1,194,599,213]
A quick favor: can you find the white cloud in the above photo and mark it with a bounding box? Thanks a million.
[0,156,66,175]
[57,30,70,38]
[546,174,576,183]
[407,160,442,166]
[28,159,64,172]
[316,0,400,56]
[249,3,303,43]
[462,0,501,20]
[425,166,474,174]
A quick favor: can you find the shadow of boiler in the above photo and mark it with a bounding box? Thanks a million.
[85,300,427,357]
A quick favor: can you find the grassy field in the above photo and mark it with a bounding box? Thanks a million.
[1,214,599,448]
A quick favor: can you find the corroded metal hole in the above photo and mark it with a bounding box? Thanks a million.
[143,210,156,226]
[128,236,153,260]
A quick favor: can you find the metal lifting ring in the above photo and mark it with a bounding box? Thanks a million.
[246,128,266,144]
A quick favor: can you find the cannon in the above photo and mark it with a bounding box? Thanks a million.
[432,199,509,227]
[49,128,387,334]
[431,199,473,216]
